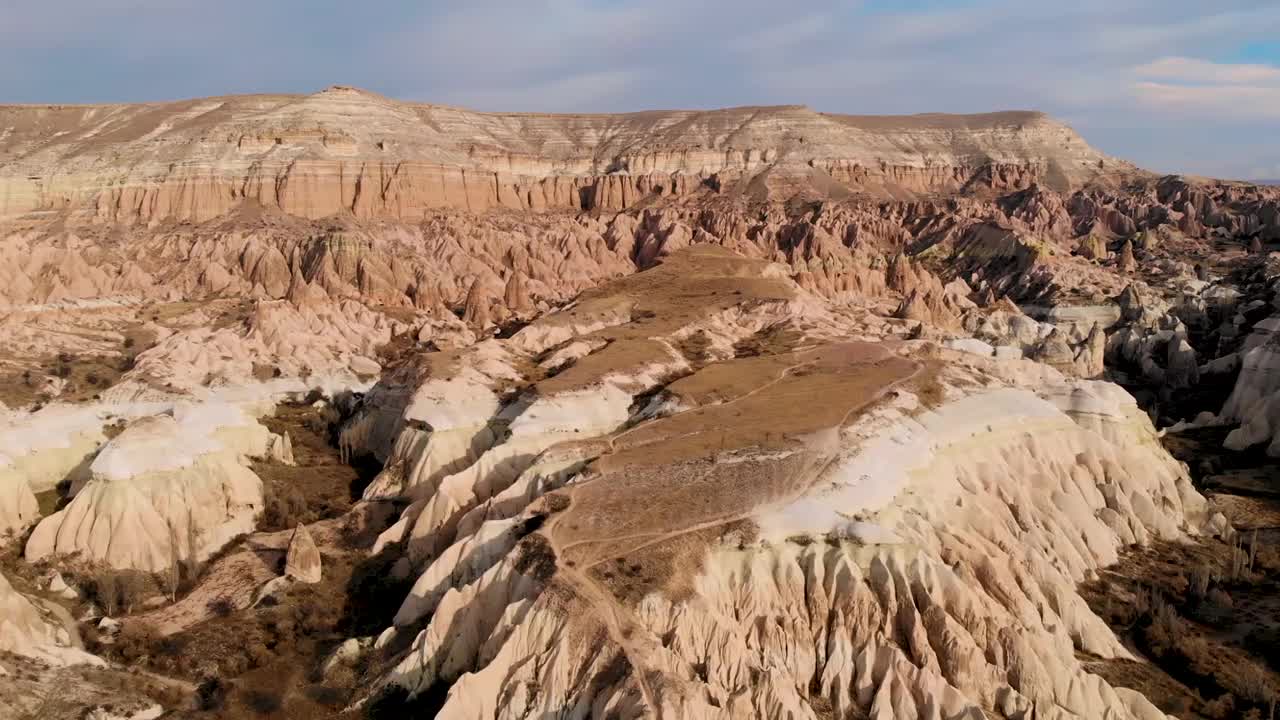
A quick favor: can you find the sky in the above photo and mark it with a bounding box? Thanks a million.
[2,0,1278,179]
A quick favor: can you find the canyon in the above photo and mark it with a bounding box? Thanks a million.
[1,87,1280,719]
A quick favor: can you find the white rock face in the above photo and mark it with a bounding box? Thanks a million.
[360,339,1199,718]
[0,405,109,536]
[24,402,279,571]
[967,309,1104,377]
[0,571,101,666]
[343,342,520,501]
[1222,330,1280,453]
[83,703,164,720]
[333,250,1206,718]
[0,474,39,540]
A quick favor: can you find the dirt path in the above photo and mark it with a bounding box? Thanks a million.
[564,358,921,568]
[543,355,922,717]
[602,357,817,456]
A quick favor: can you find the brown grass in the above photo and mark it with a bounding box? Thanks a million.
[0,351,127,407]
[254,404,382,532]
[1081,536,1280,718]
[528,247,796,394]
[551,342,914,607]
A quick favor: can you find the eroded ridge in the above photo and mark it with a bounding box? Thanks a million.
[327,248,1206,720]
[1,89,1277,718]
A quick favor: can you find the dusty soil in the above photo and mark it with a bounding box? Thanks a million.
[551,343,917,579]
[0,652,193,720]
[516,339,921,717]
[533,247,797,394]
[601,343,917,470]
[0,353,126,407]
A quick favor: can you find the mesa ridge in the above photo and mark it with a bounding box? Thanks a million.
[1,88,1279,719]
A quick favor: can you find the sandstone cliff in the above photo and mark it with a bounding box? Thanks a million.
[0,87,1135,223]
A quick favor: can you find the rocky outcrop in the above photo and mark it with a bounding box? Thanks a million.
[1222,331,1280,453]
[0,571,100,666]
[284,524,321,583]
[339,248,1204,719]
[5,89,1280,718]
[24,403,279,571]
[0,406,112,537]
[1076,234,1109,260]
[1117,240,1137,273]
[0,90,1136,223]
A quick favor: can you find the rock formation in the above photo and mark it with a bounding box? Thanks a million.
[0,571,99,666]
[284,523,322,583]
[1117,239,1137,272]
[3,89,1280,718]
[327,247,1204,719]
[24,403,280,571]
[0,89,1139,224]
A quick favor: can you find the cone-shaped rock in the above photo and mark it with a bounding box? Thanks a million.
[1076,323,1106,377]
[1117,240,1137,273]
[1117,283,1146,321]
[286,271,329,309]
[894,290,931,323]
[1166,336,1200,389]
[285,524,321,583]
[462,278,494,330]
[886,253,914,294]
[503,272,533,314]
[1077,235,1108,260]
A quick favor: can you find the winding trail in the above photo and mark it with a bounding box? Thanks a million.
[541,354,923,717]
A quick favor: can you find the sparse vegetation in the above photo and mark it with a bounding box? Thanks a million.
[196,677,228,711]
[85,567,159,616]
[261,477,312,531]
[1084,535,1280,719]
[675,330,714,365]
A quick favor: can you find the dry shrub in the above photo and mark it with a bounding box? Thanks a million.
[1232,662,1278,705]
[208,597,236,617]
[1189,563,1213,600]
[86,567,157,616]
[1255,544,1280,574]
[196,677,227,711]
[1140,594,1185,657]
[114,622,162,663]
[261,478,311,531]
[542,492,571,514]
[676,331,714,364]
[1207,587,1233,611]
[324,663,357,689]
[1139,591,1279,713]
[1203,693,1237,719]
[241,687,283,714]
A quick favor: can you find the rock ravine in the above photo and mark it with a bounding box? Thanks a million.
[1,89,1279,719]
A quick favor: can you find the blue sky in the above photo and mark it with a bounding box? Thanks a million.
[2,0,1278,179]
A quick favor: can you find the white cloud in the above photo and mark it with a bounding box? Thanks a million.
[0,1,206,46]
[1134,56,1280,85]
[1132,81,1280,121]
[735,13,832,53]
[1129,57,1280,122]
